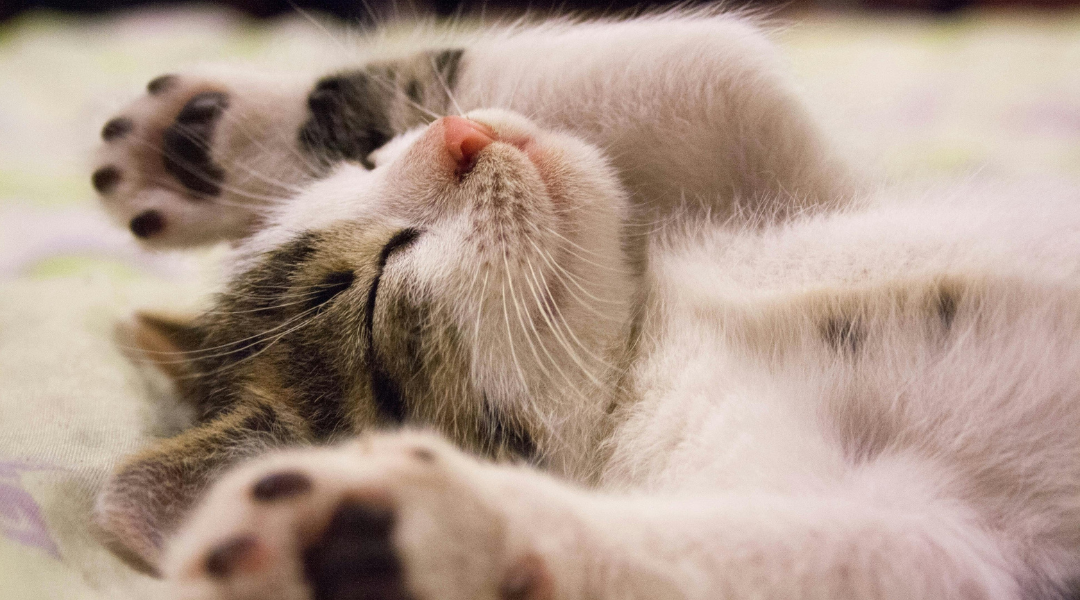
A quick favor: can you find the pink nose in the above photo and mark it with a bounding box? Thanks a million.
[443,116,496,171]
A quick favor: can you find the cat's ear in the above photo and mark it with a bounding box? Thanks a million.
[117,311,204,388]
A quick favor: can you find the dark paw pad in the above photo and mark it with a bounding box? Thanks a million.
[147,74,179,95]
[162,91,228,198]
[92,165,122,194]
[101,117,134,142]
[129,210,165,238]
[303,501,412,600]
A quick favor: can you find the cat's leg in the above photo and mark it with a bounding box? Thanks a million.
[95,402,313,574]
[92,51,463,248]
[164,432,1023,600]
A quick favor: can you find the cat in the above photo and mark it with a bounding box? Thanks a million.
[92,9,855,571]
[92,10,1080,600]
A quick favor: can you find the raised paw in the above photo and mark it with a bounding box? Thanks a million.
[93,71,315,247]
[165,433,558,600]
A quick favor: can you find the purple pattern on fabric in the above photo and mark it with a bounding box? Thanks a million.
[0,461,61,559]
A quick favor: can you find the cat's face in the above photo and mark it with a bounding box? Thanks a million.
[167,109,635,473]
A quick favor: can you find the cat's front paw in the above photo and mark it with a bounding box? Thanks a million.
[93,72,313,248]
[164,432,555,600]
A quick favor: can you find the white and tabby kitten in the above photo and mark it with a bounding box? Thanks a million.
[93,11,1080,600]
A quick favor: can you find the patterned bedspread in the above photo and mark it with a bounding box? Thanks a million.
[1,8,1078,598]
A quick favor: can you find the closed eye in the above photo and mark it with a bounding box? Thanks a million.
[365,227,422,336]
[376,228,422,273]
[364,227,422,422]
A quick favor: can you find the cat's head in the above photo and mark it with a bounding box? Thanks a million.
[100,109,637,570]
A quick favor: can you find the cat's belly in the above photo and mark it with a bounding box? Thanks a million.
[604,224,1080,524]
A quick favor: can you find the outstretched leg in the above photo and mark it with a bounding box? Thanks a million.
[164,432,1024,600]
[95,402,312,573]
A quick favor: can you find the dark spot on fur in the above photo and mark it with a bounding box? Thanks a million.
[129,210,165,238]
[303,501,410,600]
[101,117,133,141]
[299,71,395,170]
[431,48,465,89]
[823,316,863,355]
[237,232,320,312]
[252,471,312,502]
[283,344,351,440]
[205,535,257,578]
[240,403,281,435]
[162,91,228,197]
[483,398,538,462]
[405,79,422,104]
[297,50,464,171]
[937,287,958,332]
[306,271,356,311]
[92,165,122,194]
[369,366,406,424]
[147,74,178,95]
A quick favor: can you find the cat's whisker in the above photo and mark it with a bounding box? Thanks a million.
[343,55,448,124]
[503,252,562,389]
[468,265,493,371]
[200,287,347,316]
[525,236,629,312]
[209,106,330,176]
[285,0,353,55]
[119,287,337,364]
[185,305,326,379]
[519,253,612,388]
[428,53,465,117]
[499,265,533,397]
[537,225,637,275]
[122,137,314,204]
[523,248,624,374]
[509,251,600,421]
[130,300,327,365]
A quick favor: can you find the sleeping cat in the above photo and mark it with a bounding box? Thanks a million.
[93,10,1080,600]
